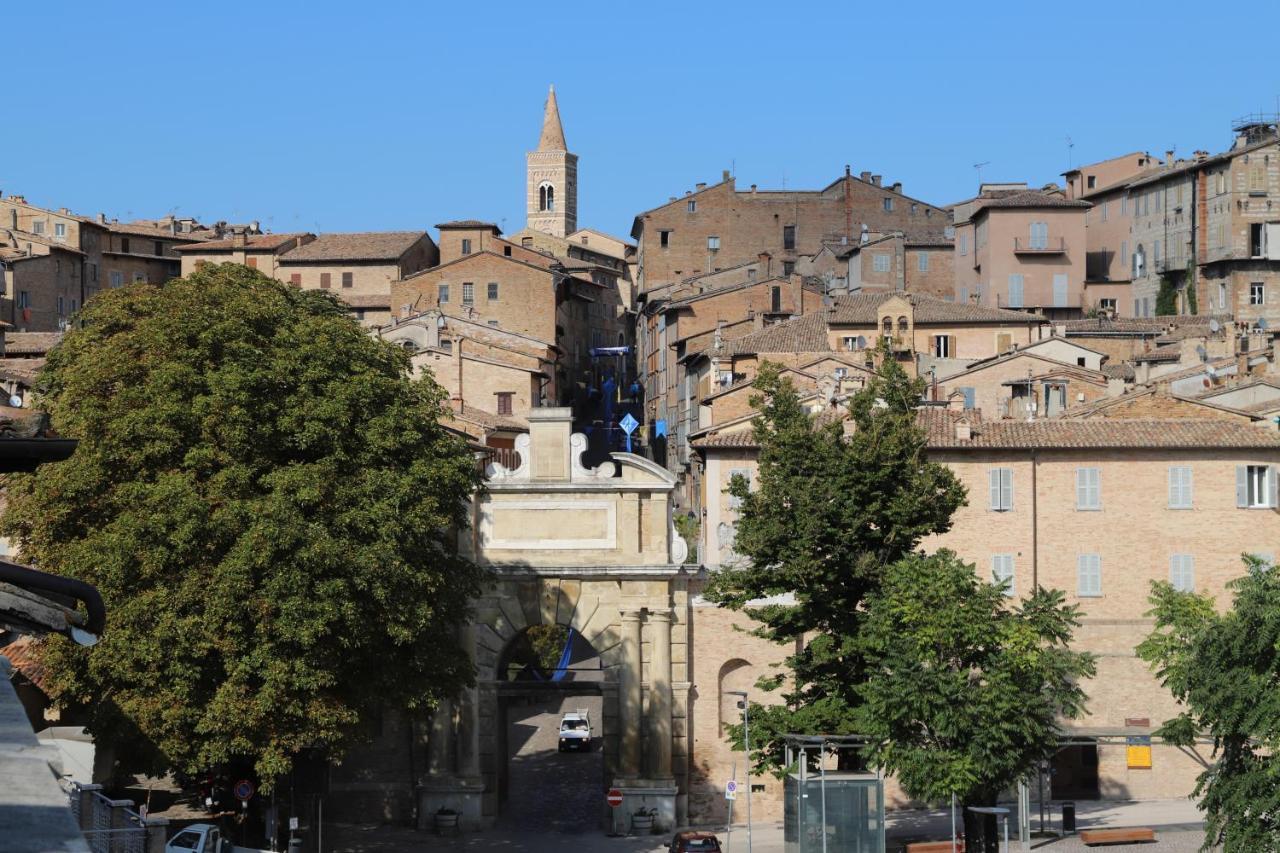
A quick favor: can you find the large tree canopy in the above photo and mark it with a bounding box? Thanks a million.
[2,264,485,784]
[703,356,966,766]
[858,551,1093,849]
[1138,561,1280,851]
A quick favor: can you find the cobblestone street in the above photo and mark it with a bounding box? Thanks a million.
[499,694,606,835]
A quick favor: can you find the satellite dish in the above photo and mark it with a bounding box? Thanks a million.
[856,335,867,350]
[1210,318,1221,333]
[8,395,21,408]
[1259,318,1270,330]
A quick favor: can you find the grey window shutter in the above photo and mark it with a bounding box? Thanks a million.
[1271,466,1279,509]
[989,469,1001,510]
[1003,470,1013,510]
[962,387,975,409]
[1237,466,1249,508]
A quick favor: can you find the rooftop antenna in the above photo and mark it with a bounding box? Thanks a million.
[973,162,990,185]
[1066,136,1074,170]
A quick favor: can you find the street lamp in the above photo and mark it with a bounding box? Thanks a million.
[725,690,752,853]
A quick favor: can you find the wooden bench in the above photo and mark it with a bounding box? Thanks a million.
[1079,827,1157,846]
[904,842,962,853]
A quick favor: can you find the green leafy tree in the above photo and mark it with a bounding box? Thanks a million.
[1138,559,1280,850]
[703,355,966,769]
[858,551,1094,850]
[1156,277,1179,315]
[2,264,485,786]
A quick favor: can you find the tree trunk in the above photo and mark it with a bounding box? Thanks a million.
[961,791,999,853]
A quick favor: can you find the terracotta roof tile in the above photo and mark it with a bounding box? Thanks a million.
[174,233,310,252]
[5,333,63,356]
[280,231,426,263]
[974,190,1091,210]
[449,403,527,433]
[0,636,46,691]
[719,312,831,356]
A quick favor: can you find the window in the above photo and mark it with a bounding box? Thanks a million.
[988,467,1013,511]
[659,231,671,248]
[120,236,129,253]
[1238,465,1277,508]
[1087,175,1097,190]
[1169,554,1195,592]
[1154,239,1161,262]
[782,261,795,276]
[54,222,66,241]
[154,240,163,256]
[1100,201,1108,222]
[770,286,781,313]
[17,291,29,308]
[438,284,450,303]
[290,273,301,286]
[70,298,77,312]
[461,238,472,255]
[782,225,796,251]
[90,263,97,282]
[1077,554,1102,596]
[1029,222,1048,249]
[1168,466,1193,508]
[958,234,968,256]
[1007,274,1024,307]
[496,392,513,415]
[1251,283,1265,305]
[687,199,696,213]
[503,245,512,257]
[487,282,499,300]
[169,830,204,851]
[932,334,953,358]
[727,468,752,508]
[1099,298,1116,312]
[883,198,893,212]
[1121,196,1128,216]
[1053,274,1069,308]
[133,272,145,283]
[439,338,452,352]
[462,282,474,305]
[991,554,1015,596]
[32,221,45,235]
[917,252,929,272]
[1119,240,1128,270]
[319,272,331,289]
[109,270,123,288]
[708,236,720,251]
[958,386,976,409]
[873,254,890,273]
[246,257,258,269]
[1219,282,1228,310]
[340,272,353,289]
[1075,467,1101,510]
[843,335,858,351]
[57,296,64,315]
[521,237,534,248]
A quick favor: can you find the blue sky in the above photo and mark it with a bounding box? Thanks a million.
[9,1,1280,241]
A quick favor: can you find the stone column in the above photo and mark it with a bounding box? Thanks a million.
[456,625,481,778]
[648,608,673,780]
[427,699,454,776]
[619,608,644,778]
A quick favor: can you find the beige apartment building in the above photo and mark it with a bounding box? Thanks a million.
[953,185,1090,319]
[176,232,314,277]
[836,231,955,299]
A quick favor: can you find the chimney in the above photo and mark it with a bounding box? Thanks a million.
[845,164,851,177]
[860,171,871,182]
[954,418,972,441]
[97,213,106,224]
[1165,150,1175,165]
[722,170,731,182]
[714,320,725,350]
[235,231,248,248]
[790,272,803,315]
[170,220,177,235]
[891,182,902,193]
[871,175,882,186]
[250,220,260,233]
[758,251,772,277]
[750,184,757,194]
[1238,351,1249,377]
[695,183,706,191]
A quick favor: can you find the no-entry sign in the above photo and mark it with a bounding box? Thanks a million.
[607,788,624,808]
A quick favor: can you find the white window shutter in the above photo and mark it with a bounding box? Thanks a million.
[1238,466,1249,508]
[1076,469,1086,507]
[1002,470,1013,511]
[989,469,1001,510]
[1168,467,1178,507]
[1271,466,1279,509]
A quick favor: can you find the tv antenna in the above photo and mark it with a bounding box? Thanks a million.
[973,162,990,185]
[1066,136,1075,170]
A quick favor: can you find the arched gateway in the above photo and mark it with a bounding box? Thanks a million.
[418,408,691,831]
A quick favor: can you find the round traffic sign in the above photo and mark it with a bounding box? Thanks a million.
[607,788,624,808]
[233,779,255,802]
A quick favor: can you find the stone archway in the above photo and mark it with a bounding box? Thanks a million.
[417,408,690,832]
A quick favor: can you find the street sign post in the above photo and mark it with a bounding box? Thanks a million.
[233,779,254,804]
[619,413,638,453]
[724,779,738,800]
[607,788,624,837]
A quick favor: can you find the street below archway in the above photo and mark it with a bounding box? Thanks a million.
[500,695,605,834]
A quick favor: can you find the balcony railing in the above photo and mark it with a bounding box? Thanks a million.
[1013,237,1067,254]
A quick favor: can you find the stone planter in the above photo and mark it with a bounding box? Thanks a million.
[631,813,655,835]
[434,812,460,835]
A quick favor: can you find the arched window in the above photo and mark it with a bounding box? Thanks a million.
[881,317,892,335]
[897,316,909,333]
[538,185,546,211]
[538,182,555,212]
[546,184,555,212]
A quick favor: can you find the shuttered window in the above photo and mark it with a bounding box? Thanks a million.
[1168,466,1193,508]
[1169,554,1195,592]
[1053,274,1069,307]
[1237,465,1278,508]
[1077,554,1102,597]
[991,554,1015,596]
[1007,274,1024,308]
[728,468,752,509]
[1076,467,1101,510]
[988,468,1013,511]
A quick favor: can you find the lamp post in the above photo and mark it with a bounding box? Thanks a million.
[726,690,752,853]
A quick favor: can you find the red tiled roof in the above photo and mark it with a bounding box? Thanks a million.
[718,312,831,356]
[5,332,63,356]
[828,293,1042,325]
[174,233,309,252]
[280,231,427,263]
[0,636,46,691]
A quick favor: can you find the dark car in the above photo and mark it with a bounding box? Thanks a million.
[668,831,722,852]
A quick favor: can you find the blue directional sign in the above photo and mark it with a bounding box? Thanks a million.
[619,413,639,452]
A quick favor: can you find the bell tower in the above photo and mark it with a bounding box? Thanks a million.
[526,85,578,237]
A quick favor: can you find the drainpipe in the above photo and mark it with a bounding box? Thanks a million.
[1031,449,1039,591]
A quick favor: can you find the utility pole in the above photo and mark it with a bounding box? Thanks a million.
[727,690,752,853]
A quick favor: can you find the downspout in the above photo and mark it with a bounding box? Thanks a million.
[1031,449,1039,591]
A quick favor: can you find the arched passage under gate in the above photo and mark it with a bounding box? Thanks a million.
[417,409,691,832]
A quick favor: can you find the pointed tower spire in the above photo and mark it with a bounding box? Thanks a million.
[538,84,567,151]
